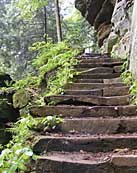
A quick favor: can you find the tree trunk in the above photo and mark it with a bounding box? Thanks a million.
[44,6,47,42]
[54,0,62,42]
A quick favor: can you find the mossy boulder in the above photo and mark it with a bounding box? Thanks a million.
[107,32,119,53]
[0,99,19,123]
[13,89,30,109]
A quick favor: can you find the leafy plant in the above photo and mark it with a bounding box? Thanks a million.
[120,56,137,104]
[17,0,47,19]
[31,40,81,96]
[121,70,133,85]
[36,115,63,132]
[0,114,63,172]
[13,75,39,90]
[130,81,137,104]
[0,115,36,173]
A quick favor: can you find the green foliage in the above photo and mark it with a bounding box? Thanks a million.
[0,114,63,172]
[63,10,99,50]
[17,0,47,19]
[13,76,39,90]
[36,115,63,132]
[0,115,36,173]
[31,40,81,96]
[121,70,133,85]
[121,56,137,104]
[130,81,137,105]
[121,57,133,85]
[0,0,46,79]
[0,40,80,106]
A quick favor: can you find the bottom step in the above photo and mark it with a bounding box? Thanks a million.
[36,151,137,173]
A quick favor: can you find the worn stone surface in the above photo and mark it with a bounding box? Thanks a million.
[45,95,130,106]
[77,73,121,79]
[60,117,137,134]
[34,54,137,173]
[76,62,123,68]
[103,86,129,96]
[75,79,104,83]
[34,135,137,154]
[31,105,137,118]
[78,57,121,63]
[66,83,125,90]
[36,154,112,173]
[64,89,103,96]
[79,67,113,74]
[112,155,137,167]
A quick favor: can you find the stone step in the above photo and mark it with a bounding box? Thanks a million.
[78,67,114,74]
[66,83,126,90]
[34,134,137,154]
[31,105,137,118]
[75,79,104,83]
[75,78,122,83]
[45,95,130,106]
[36,151,137,173]
[114,66,122,73]
[77,66,122,74]
[76,62,123,68]
[60,117,137,134]
[36,151,111,173]
[77,73,121,79]
[78,58,122,63]
[78,53,110,58]
[103,86,129,97]
[64,89,103,96]
[64,86,129,96]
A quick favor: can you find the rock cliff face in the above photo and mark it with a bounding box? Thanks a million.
[130,0,137,78]
[75,0,116,46]
[75,0,137,77]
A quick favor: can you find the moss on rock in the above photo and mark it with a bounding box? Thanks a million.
[13,89,30,109]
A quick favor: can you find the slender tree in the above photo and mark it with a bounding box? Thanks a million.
[54,0,62,42]
[44,6,47,42]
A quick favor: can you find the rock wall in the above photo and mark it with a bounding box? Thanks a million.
[130,0,137,78]
[106,0,133,58]
[75,0,116,47]
[75,0,137,77]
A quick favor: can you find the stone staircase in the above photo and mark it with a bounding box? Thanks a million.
[31,54,137,173]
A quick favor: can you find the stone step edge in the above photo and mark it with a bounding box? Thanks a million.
[36,152,137,167]
[59,116,137,134]
[45,95,130,106]
[30,105,137,118]
[33,134,137,154]
[35,134,137,140]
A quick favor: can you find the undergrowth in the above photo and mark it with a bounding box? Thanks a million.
[31,40,80,96]
[10,41,81,102]
[0,115,63,173]
[0,40,80,172]
[121,57,137,104]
